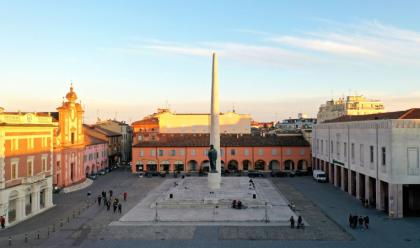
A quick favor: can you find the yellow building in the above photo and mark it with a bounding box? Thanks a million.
[132,108,252,142]
[317,95,385,123]
[0,108,55,227]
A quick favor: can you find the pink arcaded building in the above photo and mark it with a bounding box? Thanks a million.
[84,133,108,176]
[131,133,311,173]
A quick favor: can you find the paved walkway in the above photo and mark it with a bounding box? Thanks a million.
[3,175,419,248]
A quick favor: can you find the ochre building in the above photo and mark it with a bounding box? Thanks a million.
[131,133,311,173]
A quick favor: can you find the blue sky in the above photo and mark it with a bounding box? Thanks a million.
[1,0,420,123]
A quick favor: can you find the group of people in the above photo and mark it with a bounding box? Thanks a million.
[249,179,255,190]
[349,214,369,229]
[97,190,128,214]
[289,215,304,229]
[232,200,244,209]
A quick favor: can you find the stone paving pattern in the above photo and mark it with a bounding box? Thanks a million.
[1,171,419,248]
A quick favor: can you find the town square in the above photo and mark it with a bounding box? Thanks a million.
[1,1,420,247]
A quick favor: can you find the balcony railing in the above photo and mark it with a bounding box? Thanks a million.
[22,174,46,184]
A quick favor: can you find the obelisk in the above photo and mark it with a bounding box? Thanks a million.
[208,52,221,190]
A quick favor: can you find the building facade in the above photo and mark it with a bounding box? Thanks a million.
[0,109,55,227]
[312,109,420,217]
[317,95,385,123]
[52,85,85,188]
[131,133,311,173]
[94,120,132,163]
[132,109,252,142]
[84,134,108,176]
[276,113,317,130]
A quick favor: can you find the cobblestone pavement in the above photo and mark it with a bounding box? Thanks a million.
[2,174,420,248]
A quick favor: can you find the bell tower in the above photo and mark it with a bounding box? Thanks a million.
[57,84,84,147]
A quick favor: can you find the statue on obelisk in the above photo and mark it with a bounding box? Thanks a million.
[208,52,221,190]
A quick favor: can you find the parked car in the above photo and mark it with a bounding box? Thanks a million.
[313,170,327,182]
[98,170,106,175]
[88,173,98,180]
[137,172,144,178]
[53,186,61,194]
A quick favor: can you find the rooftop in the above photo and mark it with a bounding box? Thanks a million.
[324,108,420,123]
[133,133,310,147]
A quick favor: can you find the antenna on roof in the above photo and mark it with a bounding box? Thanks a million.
[232,102,236,113]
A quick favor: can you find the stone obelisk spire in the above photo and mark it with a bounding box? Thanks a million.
[208,52,221,189]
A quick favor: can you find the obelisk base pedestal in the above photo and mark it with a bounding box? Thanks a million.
[208,172,221,190]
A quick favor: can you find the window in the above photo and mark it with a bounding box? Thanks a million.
[204,149,208,156]
[360,144,364,166]
[330,141,334,154]
[244,148,249,156]
[258,148,264,156]
[381,147,386,166]
[71,133,75,144]
[170,149,176,156]
[370,146,374,163]
[11,160,18,179]
[285,148,292,156]
[140,149,144,157]
[158,149,164,156]
[271,149,277,156]
[351,143,355,163]
[27,159,33,176]
[191,149,196,156]
[344,142,347,158]
[42,157,47,171]
[150,149,155,156]
[300,148,305,156]
[180,149,185,156]
[336,141,340,157]
[230,149,236,155]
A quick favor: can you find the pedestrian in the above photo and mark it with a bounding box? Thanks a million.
[109,190,113,198]
[358,216,364,228]
[102,190,106,199]
[289,216,295,229]
[106,200,111,211]
[352,215,358,229]
[113,201,118,213]
[297,216,303,229]
[123,192,128,201]
[97,195,102,206]
[118,203,122,214]
[0,216,5,229]
[364,216,369,229]
[348,214,353,228]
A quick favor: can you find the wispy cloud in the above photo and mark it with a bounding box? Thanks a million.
[114,21,420,68]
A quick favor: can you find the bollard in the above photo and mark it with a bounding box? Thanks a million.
[25,233,28,243]
[67,216,70,223]
[60,220,63,227]
[8,236,11,246]
[37,232,40,239]
[47,227,50,237]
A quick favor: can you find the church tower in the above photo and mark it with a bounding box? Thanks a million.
[56,84,84,146]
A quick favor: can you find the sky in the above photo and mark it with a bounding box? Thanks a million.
[1,0,420,123]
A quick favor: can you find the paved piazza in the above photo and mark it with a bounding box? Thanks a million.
[1,170,419,248]
[114,177,296,225]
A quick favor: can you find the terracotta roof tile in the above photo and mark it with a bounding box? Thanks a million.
[324,108,420,123]
[133,133,310,147]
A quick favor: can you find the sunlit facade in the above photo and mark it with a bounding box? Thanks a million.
[0,108,55,227]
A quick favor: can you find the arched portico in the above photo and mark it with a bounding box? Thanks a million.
[284,160,295,171]
[187,160,198,172]
[227,160,238,171]
[255,160,266,171]
[269,160,280,171]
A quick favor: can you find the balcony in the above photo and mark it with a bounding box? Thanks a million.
[22,173,46,184]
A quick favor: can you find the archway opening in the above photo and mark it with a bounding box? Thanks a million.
[255,160,266,171]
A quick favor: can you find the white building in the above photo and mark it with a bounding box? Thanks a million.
[312,109,420,217]
[317,95,385,123]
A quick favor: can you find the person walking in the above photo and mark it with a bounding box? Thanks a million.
[118,203,122,214]
[97,195,102,206]
[102,190,106,199]
[113,201,118,213]
[297,216,303,229]
[106,200,111,211]
[109,190,113,198]
[364,216,369,229]
[358,216,364,228]
[289,216,295,229]
[0,216,5,229]
[123,192,128,201]
[348,214,352,228]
